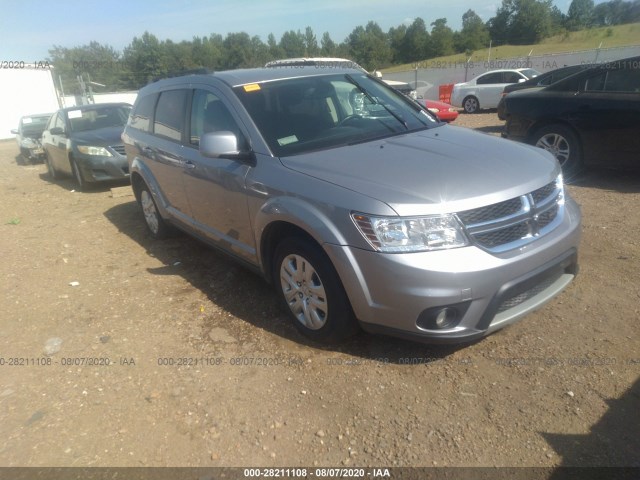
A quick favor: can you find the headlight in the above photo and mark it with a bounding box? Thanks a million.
[428,108,440,114]
[77,146,112,157]
[352,213,469,252]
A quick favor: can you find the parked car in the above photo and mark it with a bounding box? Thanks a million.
[377,79,458,122]
[123,66,580,345]
[11,113,52,164]
[422,99,459,122]
[41,103,132,189]
[502,56,640,178]
[451,68,540,113]
[497,65,590,120]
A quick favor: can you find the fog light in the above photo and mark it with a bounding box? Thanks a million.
[416,302,470,331]
[435,309,454,328]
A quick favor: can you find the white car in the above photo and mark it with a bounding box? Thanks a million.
[451,68,539,113]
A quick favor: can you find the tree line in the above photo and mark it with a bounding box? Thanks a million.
[48,0,640,94]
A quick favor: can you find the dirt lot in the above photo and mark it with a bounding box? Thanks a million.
[0,112,638,471]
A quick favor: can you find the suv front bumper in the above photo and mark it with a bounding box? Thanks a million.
[325,196,581,344]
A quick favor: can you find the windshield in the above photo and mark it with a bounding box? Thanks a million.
[67,105,131,132]
[21,115,51,136]
[234,73,439,156]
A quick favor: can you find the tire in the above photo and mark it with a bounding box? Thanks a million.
[44,153,58,179]
[273,237,359,344]
[139,184,170,239]
[463,96,480,114]
[531,124,583,180]
[70,158,86,191]
[18,149,30,166]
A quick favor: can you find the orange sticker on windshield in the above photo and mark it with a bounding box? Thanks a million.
[243,84,261,92]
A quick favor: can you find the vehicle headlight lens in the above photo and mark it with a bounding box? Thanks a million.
[77,146,112,156]
[556,173,565,205]
[352,213,469,252]
[20,138,37,148]
[428,107,440,114]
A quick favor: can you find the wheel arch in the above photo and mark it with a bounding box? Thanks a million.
[526,120,582,147]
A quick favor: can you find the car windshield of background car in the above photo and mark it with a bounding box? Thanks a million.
[68,106,131,133]
[234,73,438,156]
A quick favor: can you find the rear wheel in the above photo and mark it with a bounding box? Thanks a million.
[463,96,480,114]
[532,124,583,180]
[139,185,170,239]
[273,237,359,344]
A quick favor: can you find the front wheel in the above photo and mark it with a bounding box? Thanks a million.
[44,153,58,179]
[532,124,583,180]
[70,158,86,191]
[273,237,359,343]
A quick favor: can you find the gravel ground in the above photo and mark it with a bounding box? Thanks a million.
[0,111,638,471]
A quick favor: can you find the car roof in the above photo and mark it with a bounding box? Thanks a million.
[143,66,366,92]
[60,102,132,113]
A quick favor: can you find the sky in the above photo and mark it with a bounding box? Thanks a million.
[2,0,585,60]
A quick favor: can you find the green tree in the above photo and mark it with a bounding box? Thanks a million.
[222,32,256,69]
[304,27,319,56]
[122,32,166,88]
[48,41,126,93]
[457,9,490,52]
[402,18,430,62]
[320,32,337,57]
[191,34,224,70]
[430,18,455,56]
[267,33,285,61]
[566,0,595,30]
[387,24,408,63]
[279,30,306,58]
[488,0,555,45]
[346,21,391,70]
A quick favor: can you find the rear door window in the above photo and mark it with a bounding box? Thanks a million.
[130,93,157,132]
[153,90,188,142]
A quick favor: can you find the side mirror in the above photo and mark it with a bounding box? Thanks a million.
[50,127,65,135]
[11,129,18,135]
[199,131,253,162]
[518,78,526,83]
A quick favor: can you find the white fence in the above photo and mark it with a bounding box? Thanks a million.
[384,44,640,100]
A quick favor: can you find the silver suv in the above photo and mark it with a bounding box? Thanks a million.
[123,66,581,344]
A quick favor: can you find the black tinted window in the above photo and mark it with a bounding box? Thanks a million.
[504,72,524,83]
[154,90,188,141]
[130,93,157,132]
[477,72,503,84]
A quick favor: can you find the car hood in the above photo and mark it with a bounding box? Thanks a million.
[70,126,125,146]
[279,125,559,216]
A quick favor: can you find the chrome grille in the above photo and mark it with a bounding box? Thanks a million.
[458,179,563,252]
[110,144,126,156]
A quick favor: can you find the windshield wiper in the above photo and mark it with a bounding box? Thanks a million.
[344,74,409,131]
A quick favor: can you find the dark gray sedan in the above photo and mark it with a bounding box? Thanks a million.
[41,103,131,189]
